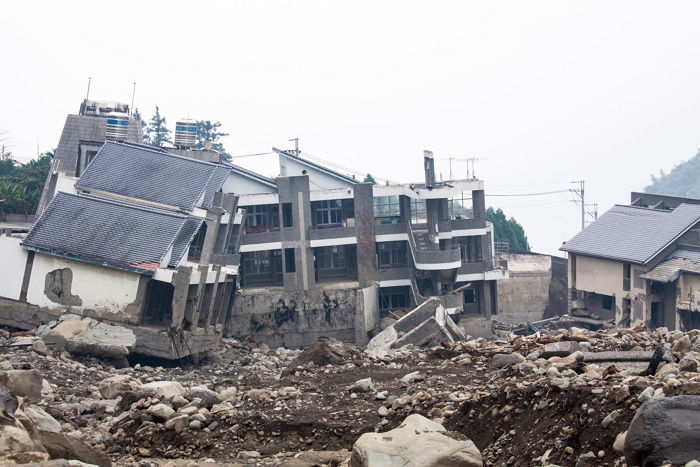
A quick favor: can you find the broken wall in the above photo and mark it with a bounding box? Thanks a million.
[25,253,144,323]
[496,254,552,323]
[227,284,377,348]
[0,236,27,301]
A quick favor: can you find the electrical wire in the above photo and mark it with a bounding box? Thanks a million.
[486,189,571,197]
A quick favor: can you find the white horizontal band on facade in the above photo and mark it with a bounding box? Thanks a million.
[239,242,283,252]
[309,237,357,247]
[439,228,488,239]
[415,261,463,270]
[378,279,412,287]
[375,233,409,242]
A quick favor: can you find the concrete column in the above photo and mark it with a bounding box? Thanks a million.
[399,195,412,223]
[481,281,493,319]
[472,190,486,220]
[423,150,436,187]
[354,183,377,287]
[170,266,192,330]
[201,208,224,264]
[278,176,315,292]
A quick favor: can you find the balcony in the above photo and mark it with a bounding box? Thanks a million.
[407,224,462,270]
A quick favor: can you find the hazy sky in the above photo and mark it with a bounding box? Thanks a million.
[2,1,699,255]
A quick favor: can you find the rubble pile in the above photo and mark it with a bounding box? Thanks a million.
[0,324,697,466]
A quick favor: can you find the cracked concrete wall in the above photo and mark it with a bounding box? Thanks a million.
[26,253,143,323]
[227,286,369,348]
[496,254,552,323]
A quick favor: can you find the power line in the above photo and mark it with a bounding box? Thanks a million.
[230,151,274,159]
[486,189,571,197]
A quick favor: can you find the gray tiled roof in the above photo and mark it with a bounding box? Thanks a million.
[23,192,194,274]
[75,142,231,210]
[168,217,204,268]
[667,248,700,263]
[560,204,700,264]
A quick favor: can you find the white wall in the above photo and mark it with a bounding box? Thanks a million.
[279,154,354,190]
[576,255,623,297]
[221,171,276,196]
[0,236,27,300]
[26,254,141,315]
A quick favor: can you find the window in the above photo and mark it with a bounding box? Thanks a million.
[601,295,614,310]
[377,241,407,268]
[464,287,479,304]
[313,200,343,227]
[241,250,283,285]
[373,196,400,220]
[282,203,293,227]
[284,248,296,273]
[623,263,631,291]
[187,224,207,262]
[379,286,411,310]
[459,237,483,263]
[243,204,279,233]
[316,245,346,270]
[411,199,427,224]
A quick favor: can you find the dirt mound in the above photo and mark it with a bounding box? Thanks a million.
[289,337,361,367]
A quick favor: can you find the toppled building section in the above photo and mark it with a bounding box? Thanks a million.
[366,297,465,356]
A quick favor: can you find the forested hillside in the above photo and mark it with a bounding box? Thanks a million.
[645,149,700,197]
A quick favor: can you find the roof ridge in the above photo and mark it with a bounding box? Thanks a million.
[107,141,225,168]
[58,191,189,219]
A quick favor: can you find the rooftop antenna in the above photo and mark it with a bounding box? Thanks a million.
[85,77,92,100]
[288,137,299,156]
[130,82,136,117]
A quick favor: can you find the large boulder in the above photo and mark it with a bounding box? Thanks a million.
[624,395,700,466]
[540,341,582,358]
[140,381,186,399]
[351,414,482,467]
[38,316,136,358]
[489,353,525,369]
[291,337,361,367]
[0,369,43,402]
[0,424,49,465]
[98,375,140,399]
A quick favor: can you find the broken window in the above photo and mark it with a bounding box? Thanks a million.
[187,224,207,262]
[458,237,483,263]
[464,287,479,304]
[143,280,174,326]
[623,263,631,291]
[376,241,408,269]
[282,203,293,227]
[379,286,411,310]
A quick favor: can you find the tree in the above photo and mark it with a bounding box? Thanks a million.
[196,120,230,162]
[645,148,700,198]
[144,106,171,147]
[363,173,377,184]
[0,150,53,216]
[486,207,531,252]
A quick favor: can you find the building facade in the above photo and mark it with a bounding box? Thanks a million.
[561,192,700,330]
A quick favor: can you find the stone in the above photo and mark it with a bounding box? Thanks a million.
[638,386,654,403]
[400,371,425,384]
[350,414,482,466]
[489,353,525,369]
[239,450,261,459]
[548,351,584,370]
[39,431,111,467]
[574,451,597,467]
[185,386,221,409]
[165,414,189,433]
[601,409,622,428]
[218,386,238,402]
[540,341,582,359]
[189,420,203,430]
[39,317,136,358]
[624,395,700,466]
[378,406,389,417]
[613,431,626,453]
[98,375,139,399]
[147,403,175,421]
[291,337,360,366]
[673,335,692,353]
[0,369,43,402]
[0,424,46,458]
[351,378,374,393]
[140,381,186,399]
[23,406,62,433]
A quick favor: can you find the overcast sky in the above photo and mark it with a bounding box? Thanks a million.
[2,1,699,255]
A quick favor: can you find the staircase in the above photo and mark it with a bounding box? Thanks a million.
[412,229,438,251]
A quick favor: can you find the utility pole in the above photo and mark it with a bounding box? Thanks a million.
[570,180,586,230]
[288,138,299,156]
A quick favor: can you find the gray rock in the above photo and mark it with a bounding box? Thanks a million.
[140,381,186,399]
[489,353,525,369]
[624,395,700,466]
[0,369,43,402]
[39,317,136,358]
[400,371,425,384]
[351,378,375,393]
[22,406,62,433]
[185,386,221,409]
[98,375,139,399]
[351,414,482,466]
[147,403,175,421]
[165,414,189,433]
[540,341,582,359]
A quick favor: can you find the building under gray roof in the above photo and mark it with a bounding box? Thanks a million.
[560,204,700,264]
[23,192,201,274]
[76,142,232,211]
[55,114,143,176]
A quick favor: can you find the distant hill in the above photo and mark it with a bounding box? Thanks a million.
[645,149,700,197]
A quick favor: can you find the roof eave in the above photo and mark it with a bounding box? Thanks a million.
[22,245,156,276]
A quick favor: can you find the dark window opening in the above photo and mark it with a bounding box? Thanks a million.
[379,286,411,311]
[623,263,631,291]
[314,245,357,281]
[601,295,614,310]
[187,224,207,262]
[143,281,174,326]
[282,203,293,227]
[377,241,408,269]
[241,250,283,286]
[284,248,296,273]
[464,287,479,304]
[311,199,347,228]
[458,236,483,263]
[651,302,665,328]
[242,204,279,233]
[651,281,665,295]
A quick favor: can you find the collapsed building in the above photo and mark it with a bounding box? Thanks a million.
[561,191,700,330]
[0,100,509,358]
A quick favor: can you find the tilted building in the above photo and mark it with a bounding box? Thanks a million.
[560,191,700,330]
[0,103,508,357]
